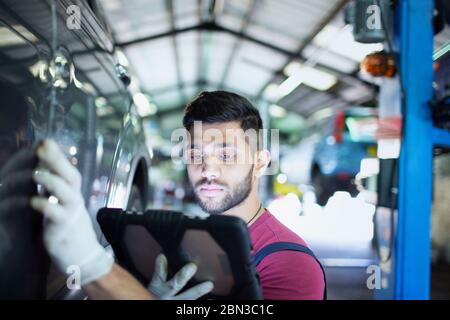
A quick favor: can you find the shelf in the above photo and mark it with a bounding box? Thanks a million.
[432,127,450,148]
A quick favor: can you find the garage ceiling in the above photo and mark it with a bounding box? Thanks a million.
[99,0,450,121]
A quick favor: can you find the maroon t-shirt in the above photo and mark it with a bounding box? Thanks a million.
[249,210,325,300]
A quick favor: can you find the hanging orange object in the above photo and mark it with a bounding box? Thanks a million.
[361,51,397,78]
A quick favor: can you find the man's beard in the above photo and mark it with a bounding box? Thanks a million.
[192,166,254,215]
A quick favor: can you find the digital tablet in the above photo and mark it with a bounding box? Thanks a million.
[97,208,263,300]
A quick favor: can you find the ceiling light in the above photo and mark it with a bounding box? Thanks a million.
[116,50,129,67]
[313,25,383,62]
[276,173,288,184]
[263,83,282,101]
[303,45,358,74]
[133,93,157,117]
[0,25,38,47]
[279,62,338,95]
[283,61,302,77]
[269,104,287,118]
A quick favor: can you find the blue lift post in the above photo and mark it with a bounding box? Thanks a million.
[395,0,434,299]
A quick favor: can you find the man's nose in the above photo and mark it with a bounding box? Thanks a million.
[201,158,221,180]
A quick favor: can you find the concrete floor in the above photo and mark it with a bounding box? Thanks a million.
[325,266,373,300]
[271,193,379,300]
[312,243,450,300]
[272,193,450,300]
[431,263,450,300]
[313,240,377,300]
[316,241,450,300]
[182,193,450,300]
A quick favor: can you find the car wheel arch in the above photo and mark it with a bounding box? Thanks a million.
[130,157,149,208]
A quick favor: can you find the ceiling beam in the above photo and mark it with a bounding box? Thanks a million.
[116,21,294,55]
[115,20,365,86]
[166,0,187,103]
[197,0,207,91]
[218,0,261,88]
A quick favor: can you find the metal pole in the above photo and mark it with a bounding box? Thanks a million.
[395,0,434,300]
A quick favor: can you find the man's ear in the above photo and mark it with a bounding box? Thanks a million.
[254,149,271,178]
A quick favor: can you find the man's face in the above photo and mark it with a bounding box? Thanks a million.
[185,121,258,214]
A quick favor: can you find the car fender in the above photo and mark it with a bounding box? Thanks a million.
[105,120,151,210]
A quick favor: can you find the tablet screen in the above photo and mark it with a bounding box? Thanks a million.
[180,229,235,295]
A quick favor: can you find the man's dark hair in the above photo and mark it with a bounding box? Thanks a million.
[183,91,263,141]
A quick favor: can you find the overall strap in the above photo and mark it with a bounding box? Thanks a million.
[254,241,327,300]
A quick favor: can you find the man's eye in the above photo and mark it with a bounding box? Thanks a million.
[220,152,235,162]
[191,153,202,160]
[186,150,203,162]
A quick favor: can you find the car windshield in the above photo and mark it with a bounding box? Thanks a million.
[345,115,378,143]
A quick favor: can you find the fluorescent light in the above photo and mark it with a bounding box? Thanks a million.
[133,93,157,117]
[116,50,129,67]
[299,66,337,91]
[269,104,287,118]
[303,45,358,74]
[0,26,38,47]
[313,25,341,47]
[279,62,338,95]
[310,107,334,122]
[263,83,281,101]
[283,61,302,76]
[278,73,303,97]
[100,0,121,11]
[313,25,383,62]
[434,41,450,61]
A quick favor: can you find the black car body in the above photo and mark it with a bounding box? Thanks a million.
[0,0,151,299]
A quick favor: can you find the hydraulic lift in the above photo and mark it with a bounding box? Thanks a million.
[375,0,450,300]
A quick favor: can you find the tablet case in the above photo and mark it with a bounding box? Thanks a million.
[97,208,263,300]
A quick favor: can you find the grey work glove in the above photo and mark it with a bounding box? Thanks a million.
[148,253,214,300]
[0,148,37,211]
[0,148,38,257]
[0,147,49,299]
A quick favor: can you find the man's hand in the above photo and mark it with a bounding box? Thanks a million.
[148,253,214,300]
[29,140,209,300]
[30,139,114,286]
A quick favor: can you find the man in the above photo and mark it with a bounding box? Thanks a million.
[11,91,324,299]
[182,91,325,299]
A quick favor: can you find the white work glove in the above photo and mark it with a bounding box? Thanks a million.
[148,253,214,300]
[30,140,113,286]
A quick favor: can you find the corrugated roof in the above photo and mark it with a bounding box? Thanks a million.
[98,0,422,118]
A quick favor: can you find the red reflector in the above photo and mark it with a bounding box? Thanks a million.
[333,110,345,143]
[336,172,351,180]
